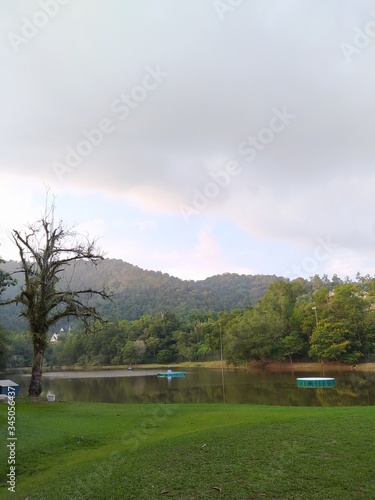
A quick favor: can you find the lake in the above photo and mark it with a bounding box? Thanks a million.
[7,367,375,406]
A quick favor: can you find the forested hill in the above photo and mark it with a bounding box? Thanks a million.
[93,260,282,320]
[0,258,282,331]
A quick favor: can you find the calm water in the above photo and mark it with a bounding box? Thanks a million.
[7,367,375,406]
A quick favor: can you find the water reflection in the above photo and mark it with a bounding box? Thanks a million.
[8,368,375,406]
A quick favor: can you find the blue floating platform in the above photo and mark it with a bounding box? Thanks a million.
[296,377,336,388]
[157,372,186,377]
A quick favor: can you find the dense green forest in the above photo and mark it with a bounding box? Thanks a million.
[3,271,375,369]
[0,259,282,331]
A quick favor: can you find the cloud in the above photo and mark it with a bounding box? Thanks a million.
[1,0,375,278]
[146,227,258,280]
[129,220,157,231]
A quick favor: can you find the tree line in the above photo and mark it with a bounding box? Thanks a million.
[4,276,375,369]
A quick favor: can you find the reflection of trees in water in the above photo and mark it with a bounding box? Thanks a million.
[9,369,375,406]
[35,377,156,403]
[347,373,375,404]
[309,375,374,407]
[314,386,352,407]
[363,372,375,382]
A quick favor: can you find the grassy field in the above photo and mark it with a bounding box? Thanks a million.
[1,400,374,499]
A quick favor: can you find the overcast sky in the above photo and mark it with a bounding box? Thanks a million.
[1,0,375,280]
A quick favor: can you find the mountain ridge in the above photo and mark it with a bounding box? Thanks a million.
[0,258,283,330]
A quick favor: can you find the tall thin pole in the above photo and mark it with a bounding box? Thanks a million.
[219,321,226,403]
[312,307,318,325]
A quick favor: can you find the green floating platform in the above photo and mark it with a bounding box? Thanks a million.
[157,372,186,377]
[296,377,336,388]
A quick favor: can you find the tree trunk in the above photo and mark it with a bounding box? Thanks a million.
[29,349,44,396]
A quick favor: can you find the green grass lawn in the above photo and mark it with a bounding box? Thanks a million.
[1,400,374,499]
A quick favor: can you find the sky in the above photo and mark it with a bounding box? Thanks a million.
[1,0,375,281]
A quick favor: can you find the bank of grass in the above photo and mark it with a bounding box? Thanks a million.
[1,401,375,499]
[10,361,375,374]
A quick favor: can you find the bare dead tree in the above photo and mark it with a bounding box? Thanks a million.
[0,202,111,396]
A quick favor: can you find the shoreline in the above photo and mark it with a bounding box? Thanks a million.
[6,360,375,376]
